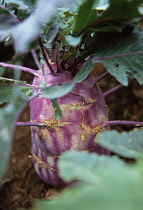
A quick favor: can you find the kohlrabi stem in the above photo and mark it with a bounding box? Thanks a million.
[0,83,41,89]
[103,120,143,127]
[39,38,55,75]
[0,5,41,71]
[15,122,47,127]
[103,84,123,97]
[0,62,40,76]
[93,71,109,85]
[15,92,41,127]
[31,50,41,69]
[92,51,143,61]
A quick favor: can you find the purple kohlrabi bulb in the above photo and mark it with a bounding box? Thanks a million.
[30,64,108,187]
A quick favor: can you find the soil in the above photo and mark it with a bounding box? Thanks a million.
[0,70,143,210]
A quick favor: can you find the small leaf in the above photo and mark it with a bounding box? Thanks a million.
[73,60,93,83]
[65,35,81,46]
[95,0,109,10]
[96,129,143,158]
[41,81,75,99]
[51,98,62,120]
[17,0,34,8]
[5,0,32,11]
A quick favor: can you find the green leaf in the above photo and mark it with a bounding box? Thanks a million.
[0,78,28,105]
[0,90,27,183]
[34,179,143,210]
[0,14,18,42]
[11,0,77,53]
[94,0,109,10]
[0,7,10,15]
[96,129,143,159]
[91,0,143,33]
[100,0,142,19]
[4,0,32,11]
[41,81,75,99]
[17,0,35,8]
[58,150,125,184]
[41,60,93,100]
[51,98,62,120]
[73,0,97,36]
[65,35,81,47]
[34,151,143,210]
[92,29,143,85]
[73,60,93,83]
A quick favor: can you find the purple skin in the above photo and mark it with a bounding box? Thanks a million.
[30,63,109,187]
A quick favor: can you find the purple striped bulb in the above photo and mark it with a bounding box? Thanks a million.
[30,64,108,187]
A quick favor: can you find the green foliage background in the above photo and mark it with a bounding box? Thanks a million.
[0,0,143,209]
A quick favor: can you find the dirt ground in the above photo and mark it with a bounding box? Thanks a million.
[0,71,143,210]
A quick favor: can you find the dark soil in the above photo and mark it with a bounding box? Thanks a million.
[0,69,143,210]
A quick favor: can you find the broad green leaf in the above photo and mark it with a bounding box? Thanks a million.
[73,0,97,36]
[73,60,93,83]
[34,179,143,210]
[51,98,62,120]
[92,29,143,85]
[0,90,27,183]
[72,0,142,36]
[100,0,142,19]
[92,0,143,33]
[34,151,143,210]
[41,81,75,99]
[96,129,143,159]
[58,150,124,184]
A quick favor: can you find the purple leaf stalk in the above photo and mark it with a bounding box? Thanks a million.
[30,62,109,187]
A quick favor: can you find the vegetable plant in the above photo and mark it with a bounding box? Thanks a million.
[1,0,143,209]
